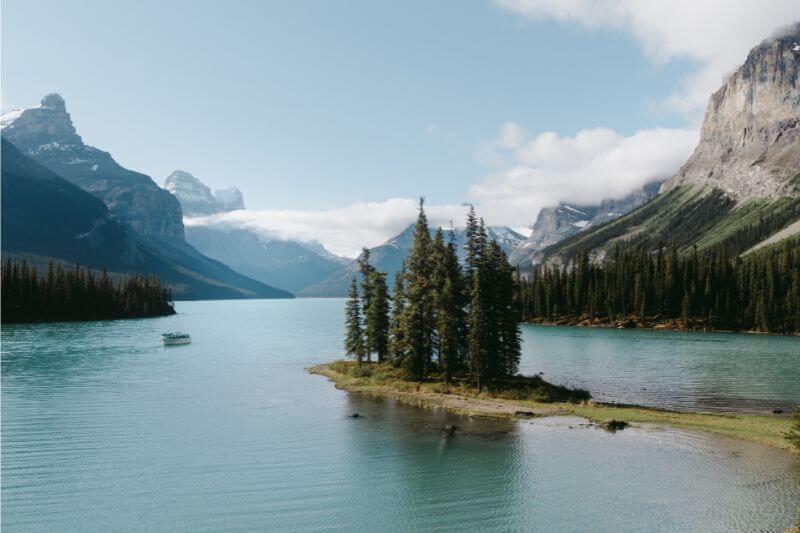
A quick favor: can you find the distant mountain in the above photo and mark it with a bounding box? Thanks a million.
[300,224,525,297]
[163,170,245,216]
[1,94,184,239]
[184,225,343,293]
[509,182,661,268]
[1,138,292,300]
[1,95,291,299]
[539,26,800,266]
[165,171,345,292]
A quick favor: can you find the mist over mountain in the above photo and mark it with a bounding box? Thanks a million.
[165,171,346,293]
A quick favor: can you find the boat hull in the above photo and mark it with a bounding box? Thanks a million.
[162,337,191,346]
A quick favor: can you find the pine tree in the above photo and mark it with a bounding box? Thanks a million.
[390,266,407,367]
[344,278,365,365]
[365,271,390,363]
[433,230,466,382]
[401,198,435,379]
[467,269,488,392]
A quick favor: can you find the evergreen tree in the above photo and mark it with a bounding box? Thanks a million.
[389,266,407,367]
[365,271,390,363]
[400,198,435,379]
[344,278,365,365]
[517,239,800,334]
[1,260,174,323]
[432,229,466,382]
[467,269,488,391]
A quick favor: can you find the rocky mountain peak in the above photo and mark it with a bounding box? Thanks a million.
[0,92,80,146]
[663,22,800,199]
[1,93,184,239]
[40,93,67,111]
[164,170,218,216]
[164,172,246,216]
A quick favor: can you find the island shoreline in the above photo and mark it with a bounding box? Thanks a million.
[309,362,797,454]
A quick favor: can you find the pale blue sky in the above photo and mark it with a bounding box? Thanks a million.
[2,0,688,208]
[4,0,796,254]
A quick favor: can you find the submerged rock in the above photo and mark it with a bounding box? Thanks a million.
[602,420,629,432]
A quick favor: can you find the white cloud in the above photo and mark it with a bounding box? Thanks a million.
[470,125,698,225]
[185,198,467,258]
[494,0,800,115]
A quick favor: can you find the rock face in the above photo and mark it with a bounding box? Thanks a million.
[300,224,525,297]
[664,23,800,199]
[1,94,184,239]
[164,171,246,216]
[509,182,661,267]
[164,171,219,216]
[538,25,800,265]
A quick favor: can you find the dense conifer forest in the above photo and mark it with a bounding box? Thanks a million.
[344,200,521,391]
[1,259,176,323]
[517,240,800,334]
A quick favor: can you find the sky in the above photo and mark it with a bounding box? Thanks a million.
[3,0,799,256]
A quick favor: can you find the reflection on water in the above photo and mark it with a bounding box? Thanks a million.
[2,299,799,531]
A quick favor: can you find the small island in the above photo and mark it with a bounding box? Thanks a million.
[311,201,800,454]
[310,361,799,453]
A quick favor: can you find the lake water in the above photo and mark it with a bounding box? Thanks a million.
[2,299,799,531]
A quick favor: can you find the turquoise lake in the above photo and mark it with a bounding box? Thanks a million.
[2,298,799,531]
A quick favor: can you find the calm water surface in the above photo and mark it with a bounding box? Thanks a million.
[2,299,799,531]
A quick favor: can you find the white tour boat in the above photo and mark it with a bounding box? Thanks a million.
[162,332,191,346]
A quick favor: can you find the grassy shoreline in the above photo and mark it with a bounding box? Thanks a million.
[309,361,797,453]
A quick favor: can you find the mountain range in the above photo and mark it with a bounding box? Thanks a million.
[509,181,662,268]
[2,25,797,299]
[534,25,800,267]
[164,170,348,293]
[1,95,292,300]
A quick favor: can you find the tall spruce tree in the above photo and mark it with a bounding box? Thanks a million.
[390,265,407,367]
[431,228,466,382]
[344,278,365,365]
[365,271,390,363]
[401,198,435,379]
[467,269,488,391]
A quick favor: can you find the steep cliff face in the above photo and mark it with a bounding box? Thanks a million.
[538,25,800,265]
[1,94,184,239]
[664,23,800,198]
